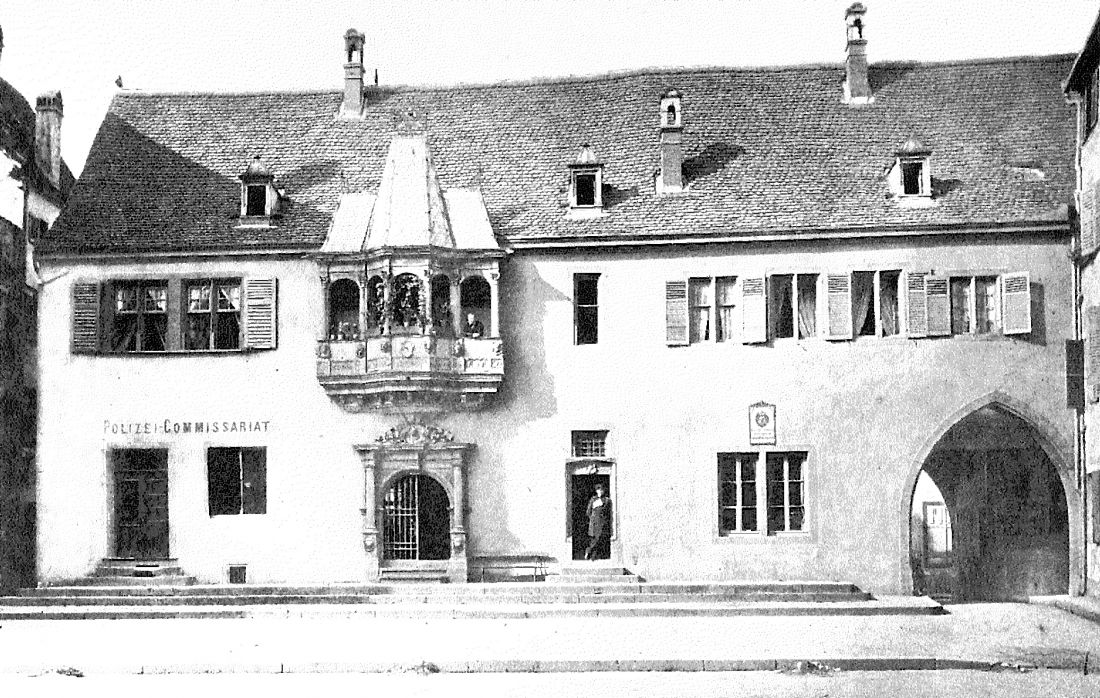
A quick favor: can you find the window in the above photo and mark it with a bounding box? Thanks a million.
[572,430,608,458]
[767,452,805,533]
[574,174,597,207]
[185,279,241,350]
[245,185,267,216]
[949,275,999,335]
[718,450,807,536]
[688,278,711,343]
[851,270,900,337]
[718,452,758,533]
[574,273,599,345]
[901,162,924,195]
[208,447,266,516]
[769,274,817,339]
[110,282,167,352]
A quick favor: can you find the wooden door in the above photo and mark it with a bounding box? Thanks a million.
[114,449,169,559]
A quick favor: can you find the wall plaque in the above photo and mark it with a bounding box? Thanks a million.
[749,402,776,445]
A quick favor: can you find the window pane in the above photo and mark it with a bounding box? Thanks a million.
[880,271,900,336]
[797,274,817,338]
[770,275,793,339]
[768,504,786,533]
[218,284,240,311]
[188,284,211,312]
[689,278,712,343]
[215,311,241,350]
[950,278,971,335]
[208,448,241,516]
[186,314,211,350]
[116,287,138,313]
[144,287,167,313]
[720,509,738,534]
[141,314,167,352]
[241,448,267,515]
[788,507,805,531]
[246,185,266,216]
[742,507,757,532]
[575,275,599,306]
[716,277,738,342]
[575,174,596,206]
[572,431,607,457]
[853,272,876,336]
[112,314,139,352]
[975,276,998,334]
[741,481,757,508]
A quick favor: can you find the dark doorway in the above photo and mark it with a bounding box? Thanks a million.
[113,449,169,560]
[571,473,611,560]
[383,474,451,561]
[909,406,1068,601]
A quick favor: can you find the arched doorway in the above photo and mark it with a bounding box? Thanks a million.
[908,405,1068,601]
[382,474,451,561]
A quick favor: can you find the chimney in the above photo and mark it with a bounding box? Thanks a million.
[342,28,366,117]
[35,91,63,188]
[658,89,684,193]
[843,3,873,105]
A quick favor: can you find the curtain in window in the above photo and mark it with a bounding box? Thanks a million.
[716,278,737,342]
[689,279,711,343]
[880,276,899,335]
[852,274,874,336]
[770,275,793,338]
[796,277,816,338]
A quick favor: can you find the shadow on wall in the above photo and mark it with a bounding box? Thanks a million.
[683,142,744,185]
[494,256,564,422]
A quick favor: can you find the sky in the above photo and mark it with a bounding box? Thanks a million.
[3,0,1100,176]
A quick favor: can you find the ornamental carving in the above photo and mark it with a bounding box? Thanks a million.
[317,343,331,358]
[376,423,455,446]
[452,339,464,357]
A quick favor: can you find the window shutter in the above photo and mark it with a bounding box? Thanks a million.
[665,280,688,346]
[925,276,950,337]
[1001,271,1031,336]
[1082,183,1099,257]
[825,273,853,340]
[71,281,101,354]
[1089,307,1100,386]
[243,277,278,350]
[741,276,767,344]
[906,272,928,338]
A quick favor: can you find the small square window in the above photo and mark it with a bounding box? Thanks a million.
[572,431,608,458]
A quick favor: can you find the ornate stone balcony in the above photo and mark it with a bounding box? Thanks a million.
[316,335,503,412]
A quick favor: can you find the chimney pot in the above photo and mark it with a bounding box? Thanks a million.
[35,91,63,188]
[341,28,366,117]
[658,89,684,193]
[843,3,873,106]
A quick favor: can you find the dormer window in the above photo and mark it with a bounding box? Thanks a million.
[238,155,278,223]
[891,136,932,199]
[568,144,604,215]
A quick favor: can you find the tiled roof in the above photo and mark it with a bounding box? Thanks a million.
[44,55,1075,255]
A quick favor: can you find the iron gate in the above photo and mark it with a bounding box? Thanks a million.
[383,475,420,559]
[382,474,451,560]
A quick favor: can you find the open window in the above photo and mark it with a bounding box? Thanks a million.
[208,447,266,516]
[328,278,360,340]
[391,273,423,333]
[460,275,491,338]
[110,281,167,353]
[769,274,817,339]
[365,275,385,335]
[185,279,241,350]
[431,275,454,337]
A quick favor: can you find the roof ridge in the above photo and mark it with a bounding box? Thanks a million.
[110,53,1075,101]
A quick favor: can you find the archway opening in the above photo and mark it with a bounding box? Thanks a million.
[460,275,491,337]
[431,274,453,337]
[909,405,1068,602]
[382,474,450,561]
[328,278,360,340]
[365,275,384,335]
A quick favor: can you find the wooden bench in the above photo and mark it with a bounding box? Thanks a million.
[472,555,555,582]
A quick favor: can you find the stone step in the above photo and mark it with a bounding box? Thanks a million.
[0,596,944,621]
[20,580,865,598]
[79,575,197,586]
[0,590,870,607]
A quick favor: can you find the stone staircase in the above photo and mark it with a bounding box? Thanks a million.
[0,580,943,620]
[81,559,196,586]
[557,564,641,584]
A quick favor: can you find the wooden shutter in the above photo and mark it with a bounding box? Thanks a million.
[825,273,853,340]
[1068,339,1086,410]
[925,276,950,337]
[1089,307,1100,388]
[1082,183,1099,257]
[71,281,101,354]
[1001,271,1031,335]
[665,280,688,346]
[243,277,278,350]
[906,272,927,338]
[741,276,767,344]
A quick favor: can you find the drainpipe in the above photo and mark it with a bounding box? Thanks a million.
[1072,87,1088,595]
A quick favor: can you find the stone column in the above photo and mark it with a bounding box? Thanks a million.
[488,272,501,338]
[450,276,463,337]
[356,446,381,582]
[320,274,331,339]
[447,446,469,583]
[421,269,432,335]
[356,271,367,341]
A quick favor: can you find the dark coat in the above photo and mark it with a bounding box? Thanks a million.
[586,495,611,538]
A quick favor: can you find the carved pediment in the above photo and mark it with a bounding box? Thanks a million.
[376,423,455,446]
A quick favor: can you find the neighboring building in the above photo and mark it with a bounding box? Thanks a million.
[1065,9,1100,598]
[0,25,73,591]
[37,7,1079,599]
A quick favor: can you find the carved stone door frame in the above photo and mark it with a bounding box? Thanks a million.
[354,424,472,583]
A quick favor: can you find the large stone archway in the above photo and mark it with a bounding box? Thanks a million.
[355,424,472,583]
[900,393,1077,599]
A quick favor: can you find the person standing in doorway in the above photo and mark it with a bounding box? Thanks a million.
[585,483,612,560]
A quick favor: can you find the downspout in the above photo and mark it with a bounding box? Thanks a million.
[1072,87,1089,596]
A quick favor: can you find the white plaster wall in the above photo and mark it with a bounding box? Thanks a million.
[37,232,1077,593]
